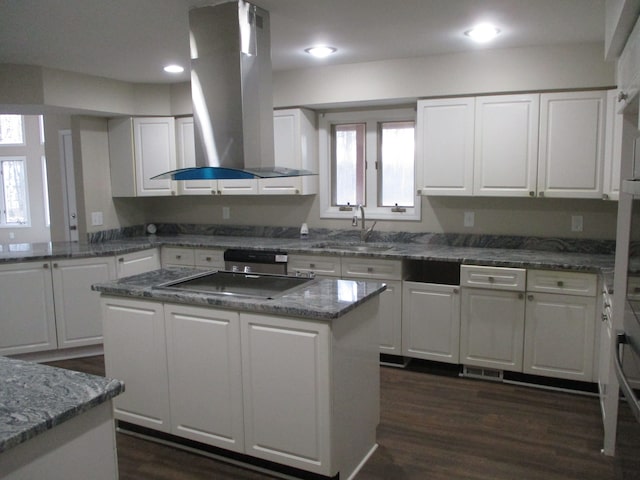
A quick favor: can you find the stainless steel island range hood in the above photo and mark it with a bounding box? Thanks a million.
[154,0,314,181]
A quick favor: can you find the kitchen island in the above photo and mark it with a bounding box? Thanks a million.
[0,356,124,479]
[93,268,385,480]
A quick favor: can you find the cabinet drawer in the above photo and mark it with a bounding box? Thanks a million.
[341,258,402,280]
[460,265,526,291]
[527,270,597,297]
[288,254,341,277]
[194,249,225,269]
[161,247,195,266]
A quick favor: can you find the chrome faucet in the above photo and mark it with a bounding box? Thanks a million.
[353,204,377,242]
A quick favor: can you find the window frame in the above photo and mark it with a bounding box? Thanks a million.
[319,107,420,221]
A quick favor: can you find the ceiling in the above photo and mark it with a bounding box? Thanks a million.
[0,0,606,84]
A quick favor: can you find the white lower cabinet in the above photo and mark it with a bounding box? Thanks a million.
[0,257,116,355]
[240,313,332,474]
[52,257,116,348]
[165,304,244,451]
[402,282,460,364]
[101,297,171,432]
[0,261,56,356]
[115,248,160,278]
[523,269,598,381]
[460,287,526,372]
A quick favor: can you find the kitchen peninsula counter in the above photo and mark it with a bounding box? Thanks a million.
[0,356,123,479]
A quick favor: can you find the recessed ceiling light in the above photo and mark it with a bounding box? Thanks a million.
[305,46,337,58]
[464,24,500,43]
[163,64,184,74]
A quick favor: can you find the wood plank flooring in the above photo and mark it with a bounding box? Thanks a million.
[46,356,640,480]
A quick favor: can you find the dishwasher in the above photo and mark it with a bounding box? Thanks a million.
[402,260,461,365]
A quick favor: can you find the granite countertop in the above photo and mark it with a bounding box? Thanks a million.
[0,356,124,454]
[93,267,387,320]
[0,234,616,275]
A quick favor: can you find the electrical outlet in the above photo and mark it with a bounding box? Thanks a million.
[91,211,103,226]
[222,206,230,220]
[9,232,15,240]
[571,215,583,232]
[464,211,475,228]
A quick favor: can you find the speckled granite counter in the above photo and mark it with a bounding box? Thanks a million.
[0,233,616,275]
[0,356,124,454]
[93,267,387,320]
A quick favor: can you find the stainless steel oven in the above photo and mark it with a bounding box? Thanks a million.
[223,248,288,275]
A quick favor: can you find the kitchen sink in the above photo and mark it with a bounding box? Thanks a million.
[156,271,315,299]
[313,242,393,253]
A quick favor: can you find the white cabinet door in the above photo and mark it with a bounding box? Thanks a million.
[260,108,318,195]
[603,89,623,200]
[240,312,332,475]
[108,117,177,197]
[473,94,540,197]
[402,282,460,364]
[194,248,225,270]
[523,292,596,381]
[165,305,244,451]
[175,116,218,196]
[537,91,606,198]
[51,257,116,348]
[460,288,526,371]
[0,261,56,355]
[115,248,160,278]
[101,297,170,432]
[288,254,341,278]
[133,117,177,196]
[416,97,475,196]
[217,178,259,195]
[377,279,403,355]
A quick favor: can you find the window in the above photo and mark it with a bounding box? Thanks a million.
[320,107,419,220]
[0,115,25,145]
[0,157,30,226]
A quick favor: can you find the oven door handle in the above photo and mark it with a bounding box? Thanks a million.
[614,332,640,423]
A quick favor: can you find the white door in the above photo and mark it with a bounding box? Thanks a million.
[0,261,56,355]
[58,130,79,242]
[416,97,475,195]
[165,305,244,451]
[537,91,606,198]
[101,297,171,432]
[51,257,116,348]
[402,282,461,364]
[474,94,540,197]
[460,287,526,371]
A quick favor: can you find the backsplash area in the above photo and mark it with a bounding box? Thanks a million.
[88,223,617,255]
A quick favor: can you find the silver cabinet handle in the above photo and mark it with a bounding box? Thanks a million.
[43,263,49,269]
[367,267,374,273]
[488,276,495,283]
[528,294,534,301]
[557,280,564,287]
[176,255,181,259]
[618,91,629,102]
[205,257,212,262]
[529,191,535,197]
[118,257,124,263]
[309,263,316,269]
[518,293,524,300]
[53,263,58,268]
[453,288,459,294]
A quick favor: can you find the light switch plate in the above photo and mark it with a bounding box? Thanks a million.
[91,211,103,226]
[571,215,583,232]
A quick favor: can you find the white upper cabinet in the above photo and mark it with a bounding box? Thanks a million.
[109,117,177,197]
[259,108,318,195]
[537,91,607,198]
[604,89,624,200]
[175,117,217,196]
[416,98,475,196]
[473,94,540,197]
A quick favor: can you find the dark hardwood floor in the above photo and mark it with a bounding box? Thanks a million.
[46,356,640,480]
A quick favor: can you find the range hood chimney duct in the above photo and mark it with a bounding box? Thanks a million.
[155,0,314,181]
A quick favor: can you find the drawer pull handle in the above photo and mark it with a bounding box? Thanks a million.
[206,257,212,261]
[528,295,534,301]
[518,293,524,300]
[176,255,181,259]
[453,288,459,294]
[309,263,316,269]
[602,314,608,322]
[53,263,58,268]
[488,276,495,282]
[367,267,374,273]
[43,263,49,269]
[118,258,124,263]
[557,281,564,287]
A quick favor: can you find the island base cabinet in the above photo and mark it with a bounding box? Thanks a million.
[164,304,244,452]
[240,313,333,475]
[402,282,461,364]
[376,280,402,355]
[101,297,171,432]
[460,288,525,372]
[523,292,596,381]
